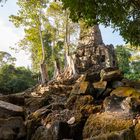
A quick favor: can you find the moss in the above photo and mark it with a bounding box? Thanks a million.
[83,113,133,139]
[66,94,94,110]
[110,87,140,98]
[78,82,89,94]
[74,95,94,110]
[93,81,107,89]
[71,80,91,96]
[135,123,140,140]
[80,105,101,117]
[90,128,135,140]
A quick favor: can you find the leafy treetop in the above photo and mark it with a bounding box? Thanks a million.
[61,0,140,46]
[0,51,16,67]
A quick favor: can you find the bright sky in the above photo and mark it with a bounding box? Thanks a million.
[0,0,125,67]
[0,0,31,67]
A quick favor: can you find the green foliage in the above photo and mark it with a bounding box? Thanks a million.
[0,65,38,94]
[9,0,52,74]
[125,58,140,80]
[0,51,16,67]
[115,45,131,73]
[10,0,79,79]
[61,0,140,46]
[115,45,140,81]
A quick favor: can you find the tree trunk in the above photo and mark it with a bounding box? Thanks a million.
[40,63,48,83]
[51,31,61,79]
[39,11,48,84]
[63,9,77,78]
[53,58,61,78]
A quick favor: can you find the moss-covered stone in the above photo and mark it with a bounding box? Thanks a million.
[92,81,107,99]
[110,87,140,98]
[66,95,78,110]
[100,68,123,81]
[74,95,94,110]
[80,105,101,117]
[66,95,94,111]
[83,113,133,139]
[89,128,135,140]
[135,123,140,140]
[78,82,90,94]
[93,81,107,89]
[103,95,125,112]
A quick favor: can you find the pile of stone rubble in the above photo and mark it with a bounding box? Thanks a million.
[1,67,140,140]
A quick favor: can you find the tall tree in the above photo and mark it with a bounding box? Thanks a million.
[46,1,79,78]
[10,0,79,81]
[10,0,49,83]
[61,0,140,46]
[38,9,48,83]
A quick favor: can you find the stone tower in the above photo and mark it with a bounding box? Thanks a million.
[75,24,117,73]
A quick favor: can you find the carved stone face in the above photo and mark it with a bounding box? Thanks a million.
[79,25,103,46]
[75,24,117,73]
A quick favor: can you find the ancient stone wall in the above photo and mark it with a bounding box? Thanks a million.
[75,25,117,73]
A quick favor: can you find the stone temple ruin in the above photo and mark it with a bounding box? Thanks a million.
[75,24,117,73]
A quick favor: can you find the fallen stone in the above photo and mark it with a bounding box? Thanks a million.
[78,81,90,95]
[71,80,94,95]
[103,94,140,115]
[74,95,94,111]
[31,126,48,140]
[66,95,78,110]
[100,68,123,81]
[122,79,140,90]
[32,121,70,140]
[111,81,124,89]
[0,100,24,118]
[42,109,83,127]
[80,105,101,117]
[0,94,24,106]
[28,106,51,120]
[83,113,133,139]
[67,117,75,125]
[103,95,140,115]
[101,88,112,99]
[93,81,107,99]
[89,128,135,140]
[135,123,140,140]
[25,96,52,113]
[103,95,126,112]
[93,81,107,89]
[0,127,16,140]
[121,97,140,113]
[66,95,95,115]
[0,117,26,140]
[85,72,101,83]
[110,87,140,98]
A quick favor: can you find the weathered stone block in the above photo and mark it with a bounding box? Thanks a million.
[0,100,24,118]
[100,68,123,81]
[83,113,133,139]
